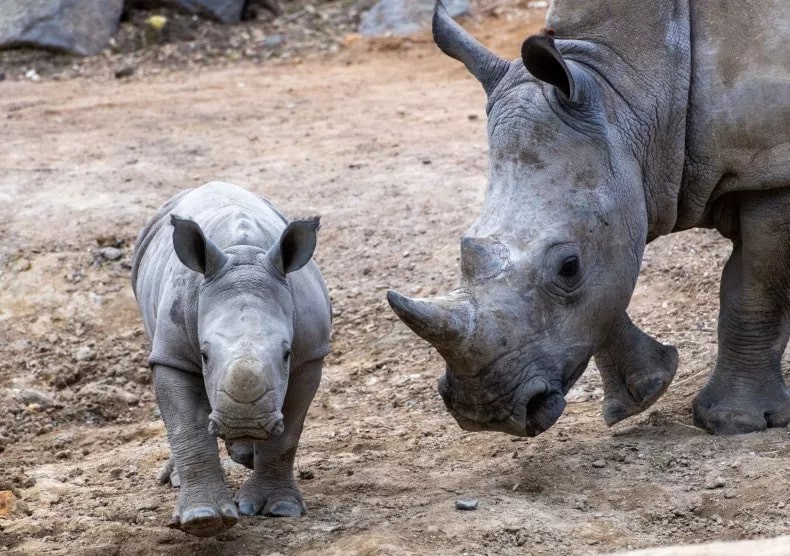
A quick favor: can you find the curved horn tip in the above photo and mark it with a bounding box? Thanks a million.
[386,289,410,314]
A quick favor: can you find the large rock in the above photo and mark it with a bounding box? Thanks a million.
[128,0,246,24]
[359,0,469,37]
[0,0,123,56]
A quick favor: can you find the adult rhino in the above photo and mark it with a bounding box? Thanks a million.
[388,0,790,436]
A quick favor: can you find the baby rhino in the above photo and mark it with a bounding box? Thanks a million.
[132,182,331,537]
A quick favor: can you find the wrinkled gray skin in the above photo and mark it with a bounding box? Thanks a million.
[132,182,331,536]
[389,1,790,437]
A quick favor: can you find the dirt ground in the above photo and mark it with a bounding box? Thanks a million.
[1,8,789,556]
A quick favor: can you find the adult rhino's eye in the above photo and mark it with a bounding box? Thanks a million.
[201,351,209,365]
[283,349,292,363]
[559,256,580,279]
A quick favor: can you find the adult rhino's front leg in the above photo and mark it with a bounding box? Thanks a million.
[595,313,678,426]
[693,191,790,435]
[153,365,238,536]
[237,359,322,518]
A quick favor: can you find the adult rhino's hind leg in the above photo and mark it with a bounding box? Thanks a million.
[693,191,790,435]
[153,365,239,536]
[595,313,679,426]
[237,359,322,518]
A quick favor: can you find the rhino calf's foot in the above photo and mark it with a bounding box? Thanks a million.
[170,486,239,537]
[595,313,678,426]
[237,482,305,517]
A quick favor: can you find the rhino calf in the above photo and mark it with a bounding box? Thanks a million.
[132,182,331,537]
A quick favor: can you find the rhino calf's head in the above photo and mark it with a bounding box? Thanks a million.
[171,214,319,441]
[388,4,650,437]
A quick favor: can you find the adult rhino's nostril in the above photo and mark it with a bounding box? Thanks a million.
[525,389,566,433]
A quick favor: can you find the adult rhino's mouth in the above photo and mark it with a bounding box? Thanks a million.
[438,360,589,437]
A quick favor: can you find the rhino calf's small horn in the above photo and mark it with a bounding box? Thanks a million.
[386,289,475,350]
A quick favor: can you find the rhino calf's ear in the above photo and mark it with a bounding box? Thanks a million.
[267,217,320,275]
[171,214,228,276]
[522,35,575,101]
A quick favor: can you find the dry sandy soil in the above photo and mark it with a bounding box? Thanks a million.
[1,8,789,556]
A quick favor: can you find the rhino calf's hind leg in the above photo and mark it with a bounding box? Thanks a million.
[595,313,679,426]
[693,190,790,435]
[153,365,238,536]
[237,359,322,517]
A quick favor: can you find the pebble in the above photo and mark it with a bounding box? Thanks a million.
[592,459,606,468]
[0,490,16,518]
[455,498,478,511]
[114,66,135,79]
[12,259,31,272]
[75,346,95,362]
[17,388,55,407]
[98,247,123,261]
[261,34,285,49]
[704,475,726,489]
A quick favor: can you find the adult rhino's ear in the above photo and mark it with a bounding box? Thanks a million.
[266,217,320,275]
[171,214,227,276]
[521,35,576,101]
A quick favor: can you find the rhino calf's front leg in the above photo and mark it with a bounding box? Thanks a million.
[237,359,322,517]
[153,364,238,536]
[595,313,678,426]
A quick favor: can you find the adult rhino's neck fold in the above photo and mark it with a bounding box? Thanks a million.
[547,0,691,241]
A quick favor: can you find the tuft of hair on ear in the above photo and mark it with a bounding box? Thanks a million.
[293,216,321,231]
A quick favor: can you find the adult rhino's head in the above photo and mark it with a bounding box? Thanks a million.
[170,215,319,441]
[388,5,649,436]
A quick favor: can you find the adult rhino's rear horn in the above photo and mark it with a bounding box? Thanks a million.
[386,289,476,352]
[432,1,509,95]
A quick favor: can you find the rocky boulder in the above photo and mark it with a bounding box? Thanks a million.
[127,0,247,24]
[0,0,124,56]
[359,0,469,37]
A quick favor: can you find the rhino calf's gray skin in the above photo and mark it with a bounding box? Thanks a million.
[389,1,790,437]
[132,182,331,537]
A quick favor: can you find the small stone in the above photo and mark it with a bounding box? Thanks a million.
[17,389,55,407]
[75,346,95,361]
[12,259,31,272]
[455,498,478,511]
[98,247,122,261]
[114,66,135,79]
[592,459,606,468]
[24,69,40,82]
[778,501,786,509]
[426,525,439,534]
[261,34,285,49]
[0,490,16,518]
[137,498,160,511]
[704,475,726,489]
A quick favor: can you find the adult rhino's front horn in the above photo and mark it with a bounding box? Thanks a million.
[432,1,509,95]
[386,289,476,355]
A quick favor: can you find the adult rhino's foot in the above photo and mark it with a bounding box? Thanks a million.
[237,477,305,517]
[692,384,790,435]
[169,486,238,537]
[595,314,678,426]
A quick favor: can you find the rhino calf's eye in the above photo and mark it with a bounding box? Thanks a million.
[559,256,580,279]
[283,350,291,363]
[201,351,208,364]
